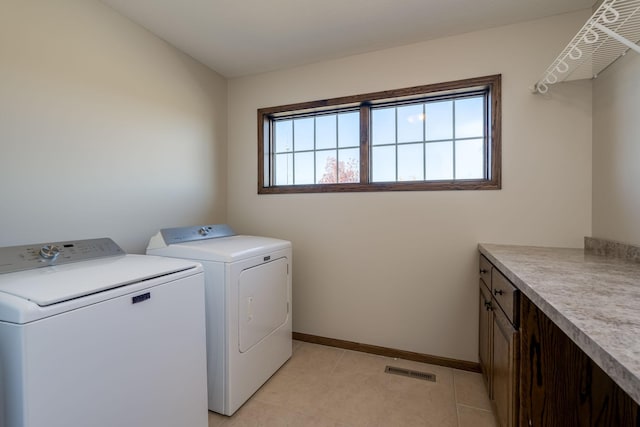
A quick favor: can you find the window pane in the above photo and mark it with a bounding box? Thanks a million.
[275,153,293,185]
[275,120,293,153]
[294,152,314,184]
[338,111,359,148]
[398,143,424,181]
[316,115,336,150]
[371,146,396,182]
[338,148,359,183]
[455,97,484,139]
[372,108,395,146]
[397,104,424,143]
[425,101,452,141]
[425,141,453,180]
[455,138,484,179]
[316,150,337,184]
[294,117,314,151]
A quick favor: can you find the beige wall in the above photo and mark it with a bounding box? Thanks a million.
[0,0,227,253]
[592,52,640,245]
[227,11,592,362]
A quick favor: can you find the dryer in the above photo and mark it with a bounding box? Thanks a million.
[146,224,292,416]
[0,238,208,427]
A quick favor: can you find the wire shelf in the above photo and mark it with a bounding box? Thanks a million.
[533,0,640,94]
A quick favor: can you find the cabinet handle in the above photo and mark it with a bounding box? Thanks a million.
[480,268,488,274]
[494,289,504,296]
[484,301,492,311]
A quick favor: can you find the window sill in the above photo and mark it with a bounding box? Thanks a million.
[258,179,501,194]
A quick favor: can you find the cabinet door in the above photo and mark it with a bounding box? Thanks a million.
[520,295,639,426]
[492,304,519,427]
[479,281,493,395]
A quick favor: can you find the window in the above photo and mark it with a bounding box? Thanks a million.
[258,75,501,193]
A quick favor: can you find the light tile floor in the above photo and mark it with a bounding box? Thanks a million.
[208,341,497,427]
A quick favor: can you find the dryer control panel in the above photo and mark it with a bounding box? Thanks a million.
[0,238,125,274]
[160,224,236,244]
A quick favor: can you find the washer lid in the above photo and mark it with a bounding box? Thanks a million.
[0,254,199,307]
[148,235,291,262]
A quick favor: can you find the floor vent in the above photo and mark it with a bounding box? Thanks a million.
[384,366,436,382]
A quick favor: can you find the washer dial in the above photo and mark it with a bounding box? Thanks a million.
[39,245,61,260]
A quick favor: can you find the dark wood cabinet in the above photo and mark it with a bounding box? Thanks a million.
[520,294,640,427]
[480,247,640,427]
[478,255,519,427]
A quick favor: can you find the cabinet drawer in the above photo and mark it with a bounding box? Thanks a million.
[479,255,492,289]
[491,268,519,327]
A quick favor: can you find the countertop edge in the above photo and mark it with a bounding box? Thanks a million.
[477,243,640,406]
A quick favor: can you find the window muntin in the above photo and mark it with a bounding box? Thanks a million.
[258,75,501,193]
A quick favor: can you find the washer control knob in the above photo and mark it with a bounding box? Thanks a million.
[198,227,209,236]
[39,245,61,260]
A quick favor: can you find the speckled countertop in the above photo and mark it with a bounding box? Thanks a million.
[478,243,640,405]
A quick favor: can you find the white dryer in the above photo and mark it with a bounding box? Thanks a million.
[0,238,208,427]
[146,224,292,416]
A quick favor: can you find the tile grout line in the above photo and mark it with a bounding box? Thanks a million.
[452,370,461,427]
[329,347,347,375]
[456,402,494,412]
[323,347,354,427]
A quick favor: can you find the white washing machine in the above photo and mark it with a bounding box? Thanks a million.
[0,238,208,427]
[146,224,292,416]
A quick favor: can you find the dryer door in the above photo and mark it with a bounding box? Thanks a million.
[238,257,288,353]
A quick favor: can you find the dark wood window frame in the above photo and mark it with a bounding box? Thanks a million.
[258,74,501,194]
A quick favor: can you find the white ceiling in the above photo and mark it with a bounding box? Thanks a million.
[100,0,594,78]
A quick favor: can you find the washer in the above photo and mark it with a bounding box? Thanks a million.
[146,224,292,416]
[0,238,208,427]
